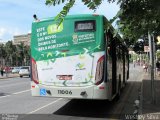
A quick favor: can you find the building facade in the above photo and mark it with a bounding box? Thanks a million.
[13,33,31,46]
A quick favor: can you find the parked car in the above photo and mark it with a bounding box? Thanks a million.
[19,66,30,78]
[12,67,21,73]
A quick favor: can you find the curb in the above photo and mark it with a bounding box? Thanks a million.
[0,74,19,79]
[0,76,19,79]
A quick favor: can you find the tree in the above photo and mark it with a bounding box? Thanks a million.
[16,43,30,66]
[1,41,30,66]
[16,43,25,66]
[23,45,30,66]
[133,40,144,53]
[45,0,103,24]
[156,50,160,61]
[117,0,160,40]
[4,41,16,66]
[0,44,6,66]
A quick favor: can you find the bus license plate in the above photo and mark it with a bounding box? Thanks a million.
[58,90,72,95]
[57,75,72,80]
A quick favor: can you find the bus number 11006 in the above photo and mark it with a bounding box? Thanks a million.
[58,90,72,95]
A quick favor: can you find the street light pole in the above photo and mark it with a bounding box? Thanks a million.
[148,31,155,104]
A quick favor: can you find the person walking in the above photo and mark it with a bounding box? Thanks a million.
[156,61,160,75]
[143,63,148,72]
[1,67,4,76]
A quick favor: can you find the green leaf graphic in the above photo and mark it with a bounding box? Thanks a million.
[50,59,56,63]
[61,52,66,57]
[47,52,53,58]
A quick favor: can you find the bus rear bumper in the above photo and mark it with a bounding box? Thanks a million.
[31,82,109,100]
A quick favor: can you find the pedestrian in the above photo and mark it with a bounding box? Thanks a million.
[1,67,4,76]
[156,61,160,75]
[144,63,148,72]
[133,60,136,68]
[143,63,148,72]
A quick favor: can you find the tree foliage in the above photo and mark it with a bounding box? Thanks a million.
[46,0,75,24]
[0,41,30,66]
[118,0,160,39]
[156,50,160,61]
[45,0,103,24]
[116,0,160,51]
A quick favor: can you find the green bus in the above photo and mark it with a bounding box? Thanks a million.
[31,14,129,100]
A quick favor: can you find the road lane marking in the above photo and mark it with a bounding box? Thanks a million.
[28,98,63,114]
[13,89,31,95]
[0,89,31,99]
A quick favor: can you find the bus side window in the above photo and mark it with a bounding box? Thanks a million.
[106,32,112,57]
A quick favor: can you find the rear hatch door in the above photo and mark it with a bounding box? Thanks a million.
[37,54,94,87]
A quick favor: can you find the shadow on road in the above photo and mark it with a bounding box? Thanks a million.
[53,81,142,119]
[142,79,160,115]
[54,99,114,118]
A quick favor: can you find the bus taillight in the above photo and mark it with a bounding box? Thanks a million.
[31,58,39,84]
[95,56,104,85]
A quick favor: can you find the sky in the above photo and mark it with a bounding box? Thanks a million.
[0,0,119,42]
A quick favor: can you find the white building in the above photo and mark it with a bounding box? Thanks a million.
[13,33,31,46]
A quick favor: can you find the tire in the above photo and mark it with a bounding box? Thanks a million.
[20,76,23,78]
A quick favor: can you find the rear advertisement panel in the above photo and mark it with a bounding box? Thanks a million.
[31,16,104,87]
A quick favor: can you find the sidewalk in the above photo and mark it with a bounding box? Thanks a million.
[141,73,160,115]
[0,73,19,79]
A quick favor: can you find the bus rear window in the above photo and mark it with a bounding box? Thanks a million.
[75,20,96,32]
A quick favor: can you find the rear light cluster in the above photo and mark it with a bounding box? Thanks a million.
[31,58,39,84]
[95,55,104,85]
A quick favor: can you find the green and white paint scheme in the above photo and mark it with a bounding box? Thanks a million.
[31,15,108,99]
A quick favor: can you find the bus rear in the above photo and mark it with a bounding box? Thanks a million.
[31,14,108,99]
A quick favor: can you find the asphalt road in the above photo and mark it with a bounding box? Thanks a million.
[0,64,144,120]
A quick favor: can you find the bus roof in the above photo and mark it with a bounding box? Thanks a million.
[36,14,105,22]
